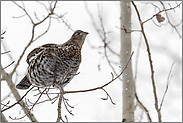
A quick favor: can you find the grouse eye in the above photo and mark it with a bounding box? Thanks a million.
[79,32,83,35]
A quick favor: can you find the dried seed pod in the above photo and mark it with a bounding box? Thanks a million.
[156,13,165,23]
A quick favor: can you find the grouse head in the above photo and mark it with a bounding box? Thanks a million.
[71,30,89,48]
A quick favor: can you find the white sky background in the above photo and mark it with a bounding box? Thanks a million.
[1,1,182,122]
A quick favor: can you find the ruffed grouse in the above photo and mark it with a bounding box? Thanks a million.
[16,30,88,89]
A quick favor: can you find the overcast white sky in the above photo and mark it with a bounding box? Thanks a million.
[1,1,182,122]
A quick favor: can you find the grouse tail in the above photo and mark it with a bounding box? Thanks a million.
[16,75,31,90]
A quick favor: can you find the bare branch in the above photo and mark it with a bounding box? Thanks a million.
[12,14,27,19]
[150,2,161,11]
[30,88,47,111]
[26,93,59,105]
[52,13,74,32]
[1,31,6,39]
[159,62,175,111]
[36,1,49,13]
[12,1,34,24]
[1,51,10,55]
[134,35,142,81]
[116,25,142,33]
[135,92,152,122]
[1,101,10,110]
[1,61,15,70]
[1,92,12,102]
[32,16,52,42]
[9,25,35,76]
[131,1,161,122]
[1,31,6,35]
[101,88,116,105]
[1,41,14,62]
[85,3,123,83]
[35,1,57,26]
[151,19,162,27]
[84,2,119,57]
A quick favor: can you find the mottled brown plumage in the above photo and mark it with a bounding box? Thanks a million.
[16,30,88,89]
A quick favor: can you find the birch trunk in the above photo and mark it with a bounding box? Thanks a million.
[120,1,135,122]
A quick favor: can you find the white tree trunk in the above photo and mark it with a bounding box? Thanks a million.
[120,1,135,122]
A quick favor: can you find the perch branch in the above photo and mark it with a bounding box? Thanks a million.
[64,52,134,95]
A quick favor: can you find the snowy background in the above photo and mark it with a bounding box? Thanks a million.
[1,1,182,122]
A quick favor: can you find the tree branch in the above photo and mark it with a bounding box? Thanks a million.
[131,1,161,122]
[135,92,152,122]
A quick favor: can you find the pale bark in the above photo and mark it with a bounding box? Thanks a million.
[120,1,135,122]
[1,112,7,122]
[1,69,38,122]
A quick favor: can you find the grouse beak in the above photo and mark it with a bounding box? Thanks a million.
[84,32,89,35]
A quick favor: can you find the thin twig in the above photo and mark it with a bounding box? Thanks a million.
[12,14,27,19]
[116,26,142,33]
[1,87,34,112]
[53,13,74,32]
[1,61,15,70]
[1,31,6,35]
[30,88,47,111]
[135,92,152,122]
[12,1,34,24]
[1,92,12,102]
[159,62,175,111]
[36,1,49,13]
[85,3,122,81]
[133,34,152,121]
[134,34,142,81]
[84,2,119,57]
[1,31,6,39]
[150,2,161,11]
[101,88,116,105]
[32,16,52,42]
[1,51,10,55]
[35,1,57,26]
[1,101,10,110]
